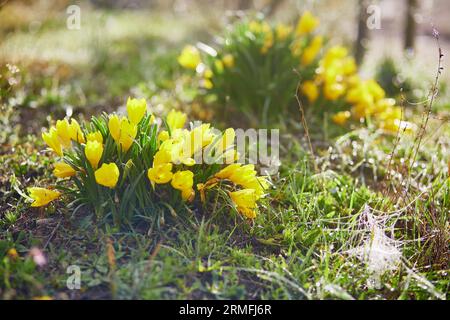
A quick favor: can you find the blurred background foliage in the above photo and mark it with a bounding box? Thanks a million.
[0,0,449,135]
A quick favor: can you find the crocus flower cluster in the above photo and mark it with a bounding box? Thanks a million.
[29,98,269,224]
[178,11,411,132]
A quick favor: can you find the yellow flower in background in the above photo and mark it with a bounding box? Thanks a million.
[53,162,76,178]
[178,45,201,70]
[261,31,274,54]
[322,46,348,68]
[301,36,323,65]
[7,248,19,259]
[374,98,396,114]
[85,140,103,169]
[351,104,369,120]
[202,78,213,89]
[95,163,120,188]
[380,119,414,134]
[42,127,63,156]
[343,57,357,75]
[296,11,319,35]
[28,187,60,207]
[204,68,213,79]
[347,84,374,108]
[249,20,263,33]
[229,189,257,219]
[214,59,224,73]
[86,131,103,144]
[127,97,147,124]
[302,80,319,103]
[167,109,187,131]
[108,115,137,152]
[324,82,346,101]
[332,111,351,126]
[222,54,235,68]
[275,23,292,40]
[56,119,72,148]
[147,163,173,184]
[366,79,386,101]
[68,119,85,143]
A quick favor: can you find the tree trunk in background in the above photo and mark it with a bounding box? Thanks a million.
[404,0,418,51]
[237,0,252,10]
[355,0,370,65]
[266,0,285,17]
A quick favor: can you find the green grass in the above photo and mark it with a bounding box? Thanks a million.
[1,130,448,299]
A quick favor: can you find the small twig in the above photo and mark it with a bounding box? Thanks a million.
[295,80,318,173]
[43,218,62,249]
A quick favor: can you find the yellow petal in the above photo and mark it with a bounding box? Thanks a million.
[95,163,120,188]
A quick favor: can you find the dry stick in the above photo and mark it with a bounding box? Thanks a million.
[295,81,318,173]
[384,98,405,199]
[409,28,443,173]
[401,28,443,209]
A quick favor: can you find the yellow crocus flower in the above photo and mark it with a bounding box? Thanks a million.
[118,119,137,152]
[302,80,319,103]
[366,79,385,101]
[86,131,103,144]
[108,114,122,142]
[204,69,213,79]
[178,45,201,70]
[28,187,60,207]
[181,188,195,202]
[202,78,213,89]
[85,140,103,169]
[53,162,76,178]
[126,97,147,124]
[275,23,292,40]
[243,176,269,199]
[296,11,319,35]
[95,163,120,189]
[222,54,235,68]
[42,127,63,156]
[332,111,351,126]
[167,109,187,131]
[229,189,257,219]
[189,123,215,154]
[171,170,194,191]
[249,20,262,34]
[147,163,173,184]
[215,163,242,180]
[68,119,85,143]
[324,82,346,101]
[158,130,170,143]
[261,31,274,54]
[153,149,172,167]
[301,36,323,66]
[171,170,195,201]
[56,119,72,148]
[108,115,137,152]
